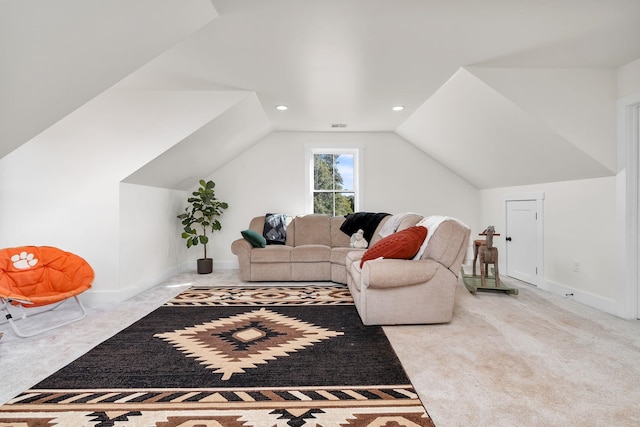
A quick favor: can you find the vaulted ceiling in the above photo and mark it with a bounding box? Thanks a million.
[2,0,639,189]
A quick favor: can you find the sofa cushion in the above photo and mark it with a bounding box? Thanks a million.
[241,229,267,248]
[291,245,331,262]
[294,215,331,246]
[413,216,468,260]
[360,226,428,268]
[395,213,424,232]
[378,213,423,237]
[422,220,470,270]
[250,246,292,263]
[248,216,266,233]
[331,247,363,266]
[367,216,391,247]
[330,216,351,248]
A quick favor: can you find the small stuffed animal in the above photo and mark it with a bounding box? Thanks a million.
[350,229,368,248]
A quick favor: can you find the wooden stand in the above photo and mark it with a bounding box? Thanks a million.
[462,267,518,295]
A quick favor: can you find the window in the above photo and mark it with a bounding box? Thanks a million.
[306,147,360,216]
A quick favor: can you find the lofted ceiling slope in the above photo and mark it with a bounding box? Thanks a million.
[396,68,614,189]
[2,0,640,190]
[465,66,617,173]
[122,92,272,190]
[0,0,217,160]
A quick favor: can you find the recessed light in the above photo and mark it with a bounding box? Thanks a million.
[275,105,288,111]
[392,105,404,111]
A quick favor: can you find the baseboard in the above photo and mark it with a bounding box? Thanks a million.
[214,259,238,270]
[81,264,189,305]
[539,279,617,316]
[181,259,238,272]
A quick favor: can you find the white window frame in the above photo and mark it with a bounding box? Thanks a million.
[304,144,363,215]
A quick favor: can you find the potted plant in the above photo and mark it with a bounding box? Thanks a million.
[177,179,229,274]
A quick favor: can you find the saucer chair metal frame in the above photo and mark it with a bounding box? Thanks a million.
[0,246,94,338]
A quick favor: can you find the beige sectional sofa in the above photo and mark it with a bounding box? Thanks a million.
[346,218,470,325]
[231,213,470,325]
[232,214,368,283]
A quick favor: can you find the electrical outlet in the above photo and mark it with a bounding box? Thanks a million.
[573,261,581,273]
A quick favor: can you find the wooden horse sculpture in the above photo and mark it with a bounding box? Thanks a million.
[479,226,500,288]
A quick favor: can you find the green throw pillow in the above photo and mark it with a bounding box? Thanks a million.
[241,229,266,248]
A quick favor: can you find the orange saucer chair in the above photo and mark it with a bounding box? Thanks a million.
[0,246,94,338]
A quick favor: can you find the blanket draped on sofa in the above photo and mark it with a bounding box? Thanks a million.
[340,212,390,244]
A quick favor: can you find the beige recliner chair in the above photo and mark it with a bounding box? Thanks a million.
[346,219,470,325]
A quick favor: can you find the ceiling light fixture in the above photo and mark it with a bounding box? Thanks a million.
[392,105,405,111]
[275,105,288,111]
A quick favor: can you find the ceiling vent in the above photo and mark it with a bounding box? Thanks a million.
[331,123,347,128]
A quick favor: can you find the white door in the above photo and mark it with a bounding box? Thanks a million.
[505,200,538,285]
[637,105,640,319]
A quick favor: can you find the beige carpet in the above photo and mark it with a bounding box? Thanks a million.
[386,272,640,426]
[1,269,639,426]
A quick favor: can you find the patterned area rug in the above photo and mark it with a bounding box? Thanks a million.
[0,285,435,426]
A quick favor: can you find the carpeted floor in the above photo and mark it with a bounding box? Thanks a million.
[0,286,434,426]
[1,269,640,426]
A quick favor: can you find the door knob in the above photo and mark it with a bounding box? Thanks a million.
[506,237,512,241]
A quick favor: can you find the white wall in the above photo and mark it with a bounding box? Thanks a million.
[480,177,617,313]
[0,89,250,303]
[206,131,480,267]
[118,183,189,302]
[0,110,122,300]
[617,58,640,99]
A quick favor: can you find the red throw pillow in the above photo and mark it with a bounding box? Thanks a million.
[360,226,428,268]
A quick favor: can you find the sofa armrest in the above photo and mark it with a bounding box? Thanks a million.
[346,251,364,261]
[231,238,253,281]
[231,238,252,255]
[361,258,440,289]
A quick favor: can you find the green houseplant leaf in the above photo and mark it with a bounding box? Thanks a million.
[177,180,229,259]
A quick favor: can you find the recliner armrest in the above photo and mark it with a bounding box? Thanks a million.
[361,258,440,289]
[231,238,252,255]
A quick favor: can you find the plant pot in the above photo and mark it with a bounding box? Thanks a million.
[197,258,213,274]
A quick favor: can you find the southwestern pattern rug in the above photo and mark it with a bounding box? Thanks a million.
[0,285,435,426]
